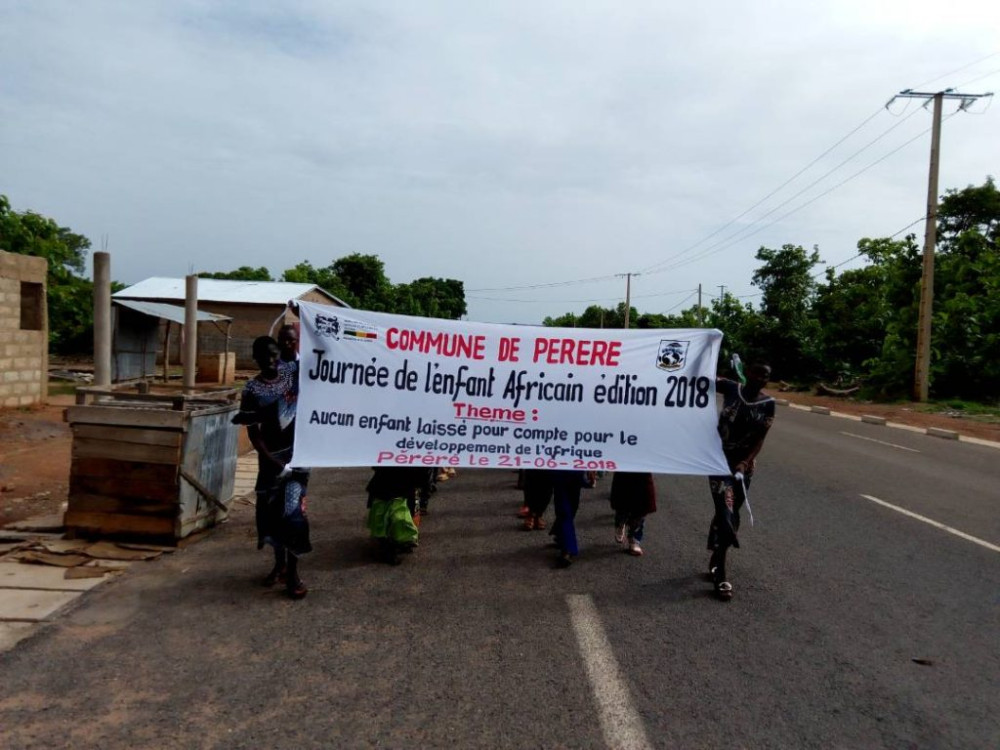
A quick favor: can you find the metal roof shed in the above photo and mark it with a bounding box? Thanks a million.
[113,277,348,368]
[112,299,232,383]
[113,277,349,307]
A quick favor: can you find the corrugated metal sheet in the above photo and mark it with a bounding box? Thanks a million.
[112,305,159,382]
[113,299,232,325]
[113,277,348,306]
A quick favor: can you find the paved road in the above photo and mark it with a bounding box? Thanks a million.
[1,407,997,749]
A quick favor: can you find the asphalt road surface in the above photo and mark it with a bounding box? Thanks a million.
[1,407,998,749]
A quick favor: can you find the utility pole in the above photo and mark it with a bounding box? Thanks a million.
[718,285,725,303]
[617,272,638,328]
[886,87,993,401]
[697,283,703,326]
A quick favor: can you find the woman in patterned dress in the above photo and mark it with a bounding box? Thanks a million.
[232,336,311,599]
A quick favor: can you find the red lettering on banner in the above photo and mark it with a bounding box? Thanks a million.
[531,338,621,366]
[453,402,526,422]
[386,328,486,360]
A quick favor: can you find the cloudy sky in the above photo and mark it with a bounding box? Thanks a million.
[2,1,998,324]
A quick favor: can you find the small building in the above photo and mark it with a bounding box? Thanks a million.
[0,249,48,407]
[111,299,233,383]
[113,278,348,369]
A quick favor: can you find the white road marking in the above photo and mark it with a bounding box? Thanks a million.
[567,594,653,750]
[840,432,920,453]
[860,495,1000,553]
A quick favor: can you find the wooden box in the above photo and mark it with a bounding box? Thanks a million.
[65,396,239,542]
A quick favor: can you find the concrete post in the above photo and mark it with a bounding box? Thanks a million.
[93,252,112,387]
[184,274,198,392]
[913,92,943,402]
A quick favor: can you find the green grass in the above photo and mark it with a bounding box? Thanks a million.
[46,382,78,397]
[917,399,1000,423]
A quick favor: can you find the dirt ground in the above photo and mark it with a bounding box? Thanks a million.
[1,386,997,527]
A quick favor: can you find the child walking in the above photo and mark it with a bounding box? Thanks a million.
[366,467,425,565]
[609,472,657,556]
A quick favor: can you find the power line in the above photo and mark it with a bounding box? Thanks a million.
[466,272,618,293]
[640,107,889,275]
[470,60,996,298]
[952,66,1000,90]
[466,287,696,305]
[644,108,926,277]
[649,115,954,276]
[640,107,888,274]
[910,51,999,90]
[663,289,698,314]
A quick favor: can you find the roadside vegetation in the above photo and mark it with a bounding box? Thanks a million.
[544,178,1000,405]
[3,177,997,406]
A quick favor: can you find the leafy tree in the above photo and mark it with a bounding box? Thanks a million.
[281,260,355,304]
[930,178,1000,399]
[0,195,94,351]
[751,244,822,380]
[937,177,1000,246]
[198,266,273,281]
[814,262,889,383]
[394,277,467,319]
[705,293,764,367]
[544,303,637,329]
[543,311,579,327]
[283,255,467,320]
[331,253,394,311]
[849,235,923,398]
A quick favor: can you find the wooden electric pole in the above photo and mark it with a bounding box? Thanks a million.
[617,272,638,328]
[886,87,993,401]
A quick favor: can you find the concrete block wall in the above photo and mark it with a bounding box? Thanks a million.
[0,250,48,407]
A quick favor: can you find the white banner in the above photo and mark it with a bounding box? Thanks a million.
[292,301,729,475]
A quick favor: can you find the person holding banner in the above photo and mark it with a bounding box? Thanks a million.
[610,472,657,556]
[551,470,586,568]
[233,335,311,600]
[707,362,774,600]
[365,467,424,565]
[521,469,552,531]
[277,323,299,363]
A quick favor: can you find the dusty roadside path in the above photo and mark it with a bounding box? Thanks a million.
[1,388,997,527]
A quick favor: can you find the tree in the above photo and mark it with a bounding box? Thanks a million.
[751,244,822,381]
[0,195,94,351]
[929,178,1000,399]
[850,235,923,398]
[705,293,764,367]
[544,303,637,329]
[281,261,354,304]
[283,255,467,320]
[937,177,1000,247]
[199,266,273,281]
[331,253,394,311]
[543,311,579,327]
[814,263,887,382]
[394,277,467,319]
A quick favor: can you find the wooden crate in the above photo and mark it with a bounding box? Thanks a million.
[65,396,239,542]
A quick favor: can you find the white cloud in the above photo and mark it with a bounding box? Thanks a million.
[1,1,997,323]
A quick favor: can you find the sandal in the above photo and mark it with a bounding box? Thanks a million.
[263,565,286,587]
[533,516,546,530]
[714,580,733,601]
[286,579,308,599]
[523,516,536,530]
[554,553,574,569]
